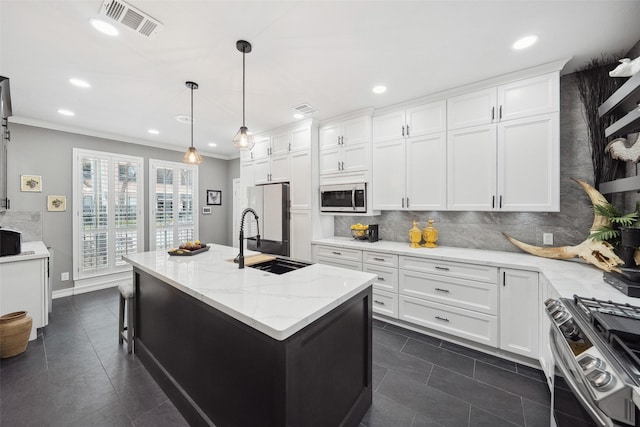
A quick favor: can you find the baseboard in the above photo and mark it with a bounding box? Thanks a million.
[52,272,132,299]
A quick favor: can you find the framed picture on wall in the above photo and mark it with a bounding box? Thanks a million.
[21,175,42,192]
[207,190,222,206]
[47,195,66,212]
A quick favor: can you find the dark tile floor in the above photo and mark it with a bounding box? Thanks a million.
[0,287,550,426]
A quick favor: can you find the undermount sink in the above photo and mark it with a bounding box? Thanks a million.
[248,257,313,275]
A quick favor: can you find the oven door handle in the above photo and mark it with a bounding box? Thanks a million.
[549,330,611,427]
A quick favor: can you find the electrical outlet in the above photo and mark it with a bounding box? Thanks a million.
[61,272,69,281]
[543,233,553,245]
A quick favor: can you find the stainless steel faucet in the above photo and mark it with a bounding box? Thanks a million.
[235,208,260,269]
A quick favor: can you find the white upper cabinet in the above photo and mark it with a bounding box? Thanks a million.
[290,125,311,151]
[374,101,446,143]
[289,150,312,210]
[270,131,290,156]
[319,115,372,176]
[447,71,560,212]
[251,136,271,160]
[373,100,447,210]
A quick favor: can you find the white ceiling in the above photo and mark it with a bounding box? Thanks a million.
[2,1,640,160]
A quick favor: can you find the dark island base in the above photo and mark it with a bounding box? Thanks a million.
[134,270,372,427]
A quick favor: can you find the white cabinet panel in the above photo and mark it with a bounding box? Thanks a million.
[500,269,539,358]
[319,115,372,177]
[290,126,311,151]
[314,256,362,271]
[363,251,398,268]
[406,101,446,137]
[342,143,369,173]
[498,73,560,122]
[314,245,362,262]
[447,88,496,130]
[343,116,372,145]
[406,132,447,210]
[497,114,559,211]
[290,210,312,262]
[372,139,405,210]
[399,256,498,283]
[363,264,398,292]
[399,295,498,347]
[289,150,311,210]
[319,124,341,151]
[373,110,405,143]
[373,289,398,318]
[270,155,289,183]
[271,131,290,156]
[252,136,271,160]
[447,124,497,211]
[319,147,341,175]
[253,158,270,185]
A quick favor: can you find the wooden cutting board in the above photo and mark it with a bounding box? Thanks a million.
[227,254,276,266]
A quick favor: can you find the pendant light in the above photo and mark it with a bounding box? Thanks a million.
[232,40,255,151]
[183,81,203,165]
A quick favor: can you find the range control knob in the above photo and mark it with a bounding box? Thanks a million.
[551,308,569,323]
[578,355,604,372]
[559,320,580,340]
[587,369,613,389]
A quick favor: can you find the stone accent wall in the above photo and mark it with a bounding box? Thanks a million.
[334,74,597,252]
[0,209,43,242]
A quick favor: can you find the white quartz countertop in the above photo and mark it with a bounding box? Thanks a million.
[312,237,640,306]
[123,244,376,341]
[0,241,49,264]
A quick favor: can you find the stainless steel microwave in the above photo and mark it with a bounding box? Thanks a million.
[320,183,366,213]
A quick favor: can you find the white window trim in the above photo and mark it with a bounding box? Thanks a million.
[72,148,144,284]
[149,159,199,251]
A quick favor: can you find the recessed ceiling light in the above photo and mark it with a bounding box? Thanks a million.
[89,18,119,36]
[372,85,387,94]
[175,115,193,124]
[69,78,91,88]
[148,129,159,135]
[512,35,538,50]
[293,113,305,119]
[208,143,217,147]
[58,109,75,116]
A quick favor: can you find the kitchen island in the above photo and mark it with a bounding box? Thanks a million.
[123,244,376,427]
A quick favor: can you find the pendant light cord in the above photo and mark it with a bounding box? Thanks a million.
[190,84,194,148]
[242,47,246,127]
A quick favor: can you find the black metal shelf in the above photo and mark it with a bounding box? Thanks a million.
[599,71,640,119]
[605,107,640,138]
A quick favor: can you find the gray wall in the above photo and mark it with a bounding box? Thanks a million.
[227,158,240,245]
[3,123,233,292]
[335,73,597,252]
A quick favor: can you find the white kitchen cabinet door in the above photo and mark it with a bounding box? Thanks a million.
[539,275,559,387]
[342,143,369,173]
[499,268,539,359]
[252,136,271,160]
[497,113,559,211]
[372,138,405,210]
[405,101,446,137]
[319,123,341,151]
[447,88,496,130]
[271,131,290,156]
[319,147,341,175]
[240,161,254,208]
[240,148,253,163]
[343,116,371,145]
[290,210,312,262]
[447,124,497,211]
[290,126,311,151]
[253,158,271,185]
[498,72,559,122]
[406,132,447,210]
[270,154,289,183]
[373,110,405,143]
[289,150,311,210]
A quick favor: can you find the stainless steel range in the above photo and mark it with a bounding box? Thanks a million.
[545,295,640,426]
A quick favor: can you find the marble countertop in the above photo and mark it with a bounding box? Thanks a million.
[312,237,640,306]
[123,244,376,341]
[0,241,50,264]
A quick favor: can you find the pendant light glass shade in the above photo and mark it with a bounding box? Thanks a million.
[183,81,202,165]
[233,40,255,151]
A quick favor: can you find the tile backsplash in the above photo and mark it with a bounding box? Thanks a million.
[0,210,43,242]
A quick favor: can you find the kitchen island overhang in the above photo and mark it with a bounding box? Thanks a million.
[124,245,376,427]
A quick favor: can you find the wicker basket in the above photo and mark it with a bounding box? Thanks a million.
[0,311,32,358]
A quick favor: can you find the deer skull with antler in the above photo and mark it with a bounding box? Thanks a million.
[503,179,625,272]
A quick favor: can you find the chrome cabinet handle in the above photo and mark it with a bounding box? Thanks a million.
[341,161,344,171]
[337,161,341,171]
[402,197,405,208]
[337,135,340,145]
[402,125,405,137]
[377,277,386,281]
[491,106,495,120]
[341,136,344,145]
[407,197,410,208]
[435,316,449,322]
[374,300,385,305]
[373,257,385,261]
[499,105,502,120]
[435,288,450,293]
[332,251,342,255]
[406,125,410,136]
[288,143,291,151]
[492,195,495,208]
[499,195,503,209]
[435,266,450,271]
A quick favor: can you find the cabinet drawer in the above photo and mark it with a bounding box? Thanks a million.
[399,295,497,347]
[399,270,497,315]
[372,289,398,319]
[363,251,398,268]
[314,256,362,271]
[363,264,398,292]
[314,245,362,262]
[399,256,497,283]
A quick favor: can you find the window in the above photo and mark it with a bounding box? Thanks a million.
[73,149,144,281]
[149,160,198,250]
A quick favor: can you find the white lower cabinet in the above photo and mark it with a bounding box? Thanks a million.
[363,251,399,318]
[539,274,559,387]
[499,268,540,359]
[372,289,398,318]
[290,210,312,262]
[399,295,498,347]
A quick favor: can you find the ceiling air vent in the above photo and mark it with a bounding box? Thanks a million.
[292,103,318,116]
[99,0,162,38]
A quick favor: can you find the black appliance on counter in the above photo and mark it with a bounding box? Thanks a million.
[545,295,640,427]
[367,224,379,242]
[0,227,21,256]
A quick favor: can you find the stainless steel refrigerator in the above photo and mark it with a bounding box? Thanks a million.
[246,183,290,256]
